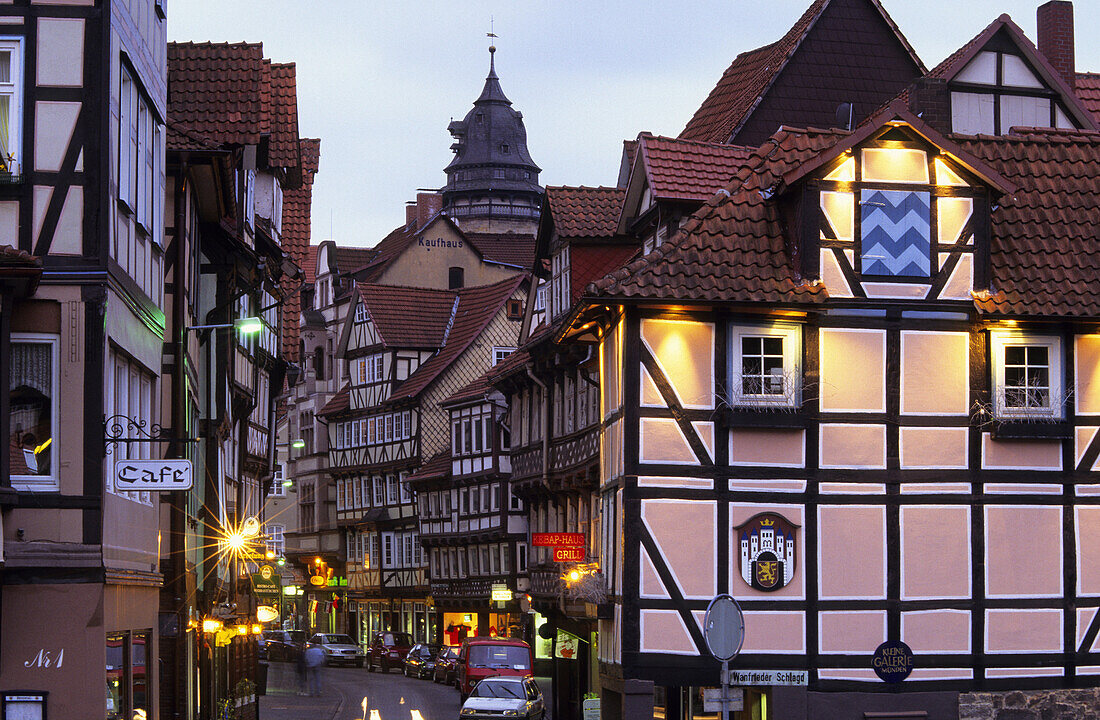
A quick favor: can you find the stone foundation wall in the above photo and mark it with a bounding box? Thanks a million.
[959,688,1100,720]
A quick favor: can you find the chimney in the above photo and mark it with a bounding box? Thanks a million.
[405,202,417,227]
[416,192,443,230]
[1037,1,1075,90]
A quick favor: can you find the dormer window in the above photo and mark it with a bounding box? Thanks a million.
[818,134,979,289]
[950,49,1076,134]
[500,143,510,154]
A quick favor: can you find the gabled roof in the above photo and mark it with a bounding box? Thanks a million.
[679,0,924,145]
[545,186,626,240]
[923,14,1098,132]
[334,246,379,275]
[388,275,526,402]
[168,42,266,149]
[357,283,460,349]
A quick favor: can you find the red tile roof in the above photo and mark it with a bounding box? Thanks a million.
[280,138,320,361]
[957,129,1100,317]
[388,275,527,402]
[571,245,638,305]
[335,246,378,275]
[637,134,754,203]
[356,224,417,283]
[465,232,537,269]
[358,283,459,348]
[168,42,266,149]
[406,450,451,484]
[442,366,497,407]
[590,126,842,305]
[545,186,626,239]
[319,383,350,416]
[1077,73,1100,124]
[268,62,301,169]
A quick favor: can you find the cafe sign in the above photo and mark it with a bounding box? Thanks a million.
[114,458,193,491]
[251,565,280,598]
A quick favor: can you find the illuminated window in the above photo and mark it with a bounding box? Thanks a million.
[728,323,801,408]
[10,335,59,490]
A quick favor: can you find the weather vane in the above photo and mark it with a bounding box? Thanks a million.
[488,16,498,49]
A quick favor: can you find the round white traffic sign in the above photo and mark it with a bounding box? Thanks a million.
[704,594,745,661]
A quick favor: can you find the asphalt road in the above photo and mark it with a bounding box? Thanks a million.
[258,660,553,720]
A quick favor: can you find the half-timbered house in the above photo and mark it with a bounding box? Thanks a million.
[0,2,168,717]
[324,276,527,645]
[409,370,530,649]
[558,66,1100,716]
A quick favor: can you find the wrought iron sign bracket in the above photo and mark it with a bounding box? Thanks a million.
[103,414,199,455]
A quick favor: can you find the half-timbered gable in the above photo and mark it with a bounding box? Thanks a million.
[902,12,1098,137]
[569,99,1100,716]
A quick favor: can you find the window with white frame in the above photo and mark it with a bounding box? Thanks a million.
[355,302,368,324]
[373,476,384,506]
[355,353,384,385]
[728,323,801,407]
[550,246,570,319]
[269,464,286,497]
[106,349,157,503]
[386,475,398,505]
[0,37,23,174]
[990,332,1063,418]
[492,346,516,366]
[10,335,59,490]
[399,472,412,503]
[265,524,285,557]
[382,533,393,566]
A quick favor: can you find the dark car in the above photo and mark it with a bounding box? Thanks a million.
[260,630,306,662]
[402,643,441,679]
[432,645,461,684]
[365,631,413,672]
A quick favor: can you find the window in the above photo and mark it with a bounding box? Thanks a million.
[383,533,393,566]
[818,144,978,285]
[492,346,516,366]
[355,302,368,323]
[550,246,570,318]
[991,333,1062,419]
[265,524,285,557]
[0,38,23,174]
[356,353,384,384]
[386,475,398,504]
[449,266,464,289]
[107,350,156,503]
[314,347,326,381]
[506,299,523,320]
[10,335,58,489]
[106,631,149,720]
[728,324,801,408]
[373,476,384,506]
[269,465,287,497]
[949,50,1075,135]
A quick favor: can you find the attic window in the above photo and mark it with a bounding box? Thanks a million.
[506,299,522,320]
[818,143,979,283]
[475,112,484,124]
[500,143,510,154]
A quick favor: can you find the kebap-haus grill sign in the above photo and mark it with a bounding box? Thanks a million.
[532,533,586,562]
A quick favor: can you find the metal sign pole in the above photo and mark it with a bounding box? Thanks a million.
[721,658,730,720]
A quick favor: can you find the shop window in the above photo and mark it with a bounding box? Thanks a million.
[106,630,148,720]
[10,335,58,490]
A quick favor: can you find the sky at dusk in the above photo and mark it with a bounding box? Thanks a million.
[167,0,1100,248]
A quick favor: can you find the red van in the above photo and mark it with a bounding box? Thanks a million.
[456,637,534,700]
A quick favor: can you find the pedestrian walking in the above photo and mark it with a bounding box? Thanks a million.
[304,643,325,697]
[295,646,307,696]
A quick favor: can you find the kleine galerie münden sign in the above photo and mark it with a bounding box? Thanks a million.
[114,458,193,491]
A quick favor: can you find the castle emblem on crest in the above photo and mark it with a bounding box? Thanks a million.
[736,513,798,592]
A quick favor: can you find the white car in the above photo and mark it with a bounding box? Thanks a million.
[459,676,545,720]
[307,633,365,667]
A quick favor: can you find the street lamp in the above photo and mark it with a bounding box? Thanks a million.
[185,317,264,335]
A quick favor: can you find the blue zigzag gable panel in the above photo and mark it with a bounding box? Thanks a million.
[860,189,931,277]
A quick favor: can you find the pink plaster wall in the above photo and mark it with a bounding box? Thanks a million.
[899,426,968,469]
[982,434,1062,470]
[820,329,886,412]
[640,609,696,654]
[1077,335,1100,414]
[819,611,885,654]
[1076,506,1100,596]
[901,331,969,414]
[729,428,804,467]
[820,424,886,469]
[986,609,1062,653]
[641,499,716,599]
[902,610,971,653]
[985,506,1062,597]
[901,506,971,599]
[818,505,886,599]
[740,612,805,654]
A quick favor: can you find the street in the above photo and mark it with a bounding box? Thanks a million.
[258,660,554,720]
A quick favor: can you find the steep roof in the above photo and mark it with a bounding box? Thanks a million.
[680,0,923,145]
[637,135,754,203]
[592,115,1100,319]
[590,126,844,305]
[406,449,452,484]
[388,275,526,402]
[334,246,378,275]
[268,62,302,169]
[167,42,266,149]
[319,383,350,416]
[355,224,417,283]
[1077,73,1100,124]
[357,283,460,348]
[545,186,626,239]
[465,232,537,269]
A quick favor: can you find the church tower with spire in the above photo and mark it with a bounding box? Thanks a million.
[443,46,542,234]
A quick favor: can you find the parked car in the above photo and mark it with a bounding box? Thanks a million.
[306,633,365,667]
[260,630,306,662]
[459,675,545,720]
[365,631,413,672]
[456,637,534,700]
[403,643,441,679]
[432,645,461,684]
